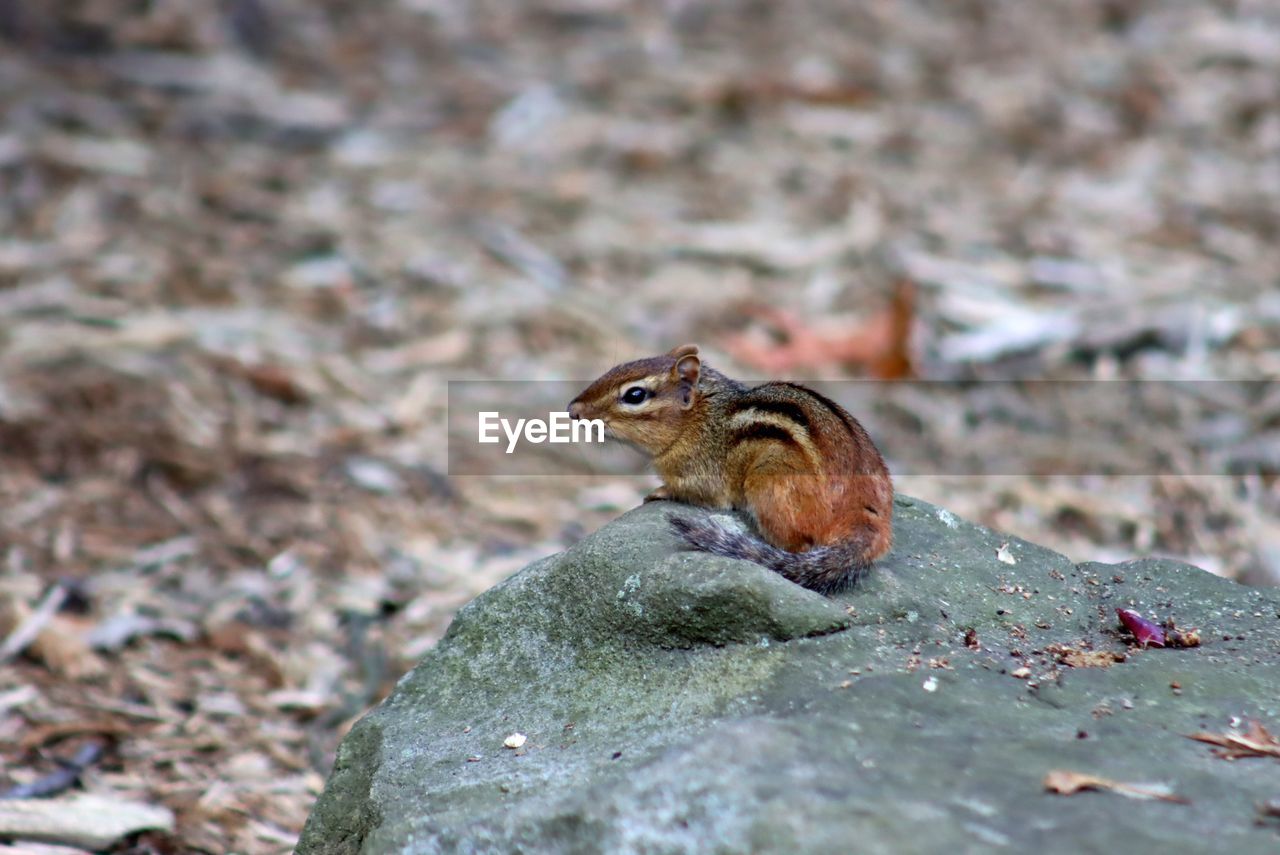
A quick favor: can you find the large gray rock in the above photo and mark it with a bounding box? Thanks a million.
[299,498,1280,854]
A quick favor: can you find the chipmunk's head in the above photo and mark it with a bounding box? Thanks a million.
[568,344,703,455]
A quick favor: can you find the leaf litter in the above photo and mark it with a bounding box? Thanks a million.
[0,1,1278,852]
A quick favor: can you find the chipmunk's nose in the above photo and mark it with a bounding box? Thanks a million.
[568,400,584,420]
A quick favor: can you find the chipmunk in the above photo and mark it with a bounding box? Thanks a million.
[568,344,892,594]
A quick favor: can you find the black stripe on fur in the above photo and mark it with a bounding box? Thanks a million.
[729,421,803,449]
[773,382,861,440]
[729,397,813,433]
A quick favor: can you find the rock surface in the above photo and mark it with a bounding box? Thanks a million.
[299,498,1280,854]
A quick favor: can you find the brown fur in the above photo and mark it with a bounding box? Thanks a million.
[569,344,893,593]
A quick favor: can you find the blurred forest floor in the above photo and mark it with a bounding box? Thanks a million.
[0,1,1277,851]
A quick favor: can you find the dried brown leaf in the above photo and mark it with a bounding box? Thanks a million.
[1188,721,1280,760]
[1044,769,1188,803]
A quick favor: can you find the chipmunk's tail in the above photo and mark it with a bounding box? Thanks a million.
[667,515,878,596]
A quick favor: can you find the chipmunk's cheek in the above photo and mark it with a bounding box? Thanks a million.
[605,422,637,443]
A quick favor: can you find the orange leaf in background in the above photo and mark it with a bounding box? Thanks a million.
[723,279,915,379]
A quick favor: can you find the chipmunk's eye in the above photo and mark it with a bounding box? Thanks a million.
[621,386,649,405]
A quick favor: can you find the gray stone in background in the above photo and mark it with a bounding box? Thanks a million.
[298,498,1280,854]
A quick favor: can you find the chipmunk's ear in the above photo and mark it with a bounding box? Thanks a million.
[667,344,699,360]
[672,348,701,408]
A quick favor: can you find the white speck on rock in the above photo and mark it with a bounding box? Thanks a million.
[616,574,644,617]
[617,574,641,600]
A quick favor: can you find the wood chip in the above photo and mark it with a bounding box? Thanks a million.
[0,795,173,850]
[0,589,105,680]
